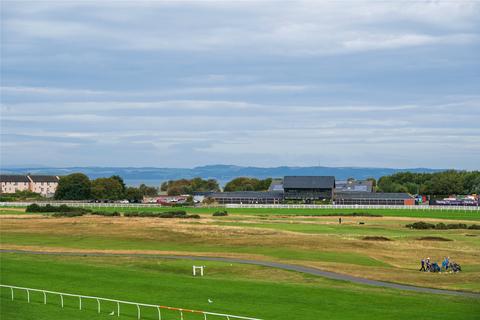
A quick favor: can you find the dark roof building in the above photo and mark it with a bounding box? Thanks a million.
[334,192,414,205]
[28,175,60,183]
[0,175,30,183]
[335,180,373,192]
[283,176,335,189]
[283,176,335,202]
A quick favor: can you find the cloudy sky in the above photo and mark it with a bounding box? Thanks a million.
[1,1,479,169]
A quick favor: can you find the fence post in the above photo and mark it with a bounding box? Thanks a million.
[43,291,47,304]
[11,287,14,300]
[27,289,30,303]
[97,298,101,313]
[79,296,82,310]
[180,310,184,320]
[137,304,141,319]
[61,294,64,308]
[117,302,120,317]
[157,306,162,320]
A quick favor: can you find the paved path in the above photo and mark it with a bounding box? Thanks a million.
[2,249,479,298]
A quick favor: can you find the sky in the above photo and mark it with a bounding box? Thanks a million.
[1,0,479,169]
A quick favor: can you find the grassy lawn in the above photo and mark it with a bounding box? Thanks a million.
[2,205,480,220]
[1,212,479,292]
[1,253,479,320]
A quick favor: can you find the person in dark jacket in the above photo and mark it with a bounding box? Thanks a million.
[419,259,426,271]
[426,257,431,271]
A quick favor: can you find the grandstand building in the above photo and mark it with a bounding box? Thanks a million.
[283,176,335,202]
[206,191,284,204]
[334,192,414,205]
[335,179,373,192]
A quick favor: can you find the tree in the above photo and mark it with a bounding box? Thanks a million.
[463,171,480,194]
[124,187,143,202]
[91,178,124,200]
[377,170,479,196]
[110,175,126,193]
[161,178,220,195]
[54,173,92,200]
[139,184,158,197]
[224,177,272,192]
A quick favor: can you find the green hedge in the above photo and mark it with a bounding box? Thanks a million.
[51,212,86,217]
[123,211,200,219]
[406,221,478,230]
[212,210,228,216]
[91,211,121,217]
[26,204,91,214]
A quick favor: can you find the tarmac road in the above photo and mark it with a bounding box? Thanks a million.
[1,249,479,298]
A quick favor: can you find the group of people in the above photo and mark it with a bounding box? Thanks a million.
[419,257,461,273]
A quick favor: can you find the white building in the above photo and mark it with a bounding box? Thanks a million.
[0,175,31,194]
[0,174,60,197]
[28,175,60,197]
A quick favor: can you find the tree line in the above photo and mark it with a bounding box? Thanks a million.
[161,178,220,195]
[377,170,480,196]
[160,177,272,195]
[54,174,274,200]
[53,170,480,200]
[54,173,158,201]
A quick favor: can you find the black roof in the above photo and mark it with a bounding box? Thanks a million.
[209,191,284,199]
[28,175,59,183]
[0,175,30,183]
[335,192,413,200]
[283,176,335,189]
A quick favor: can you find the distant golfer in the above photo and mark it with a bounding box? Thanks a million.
[419,259,426,271]
[339,217,342,224]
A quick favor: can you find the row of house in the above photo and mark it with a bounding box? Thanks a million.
[0,175,60,197]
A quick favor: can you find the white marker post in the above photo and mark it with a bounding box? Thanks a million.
[193,266,205,276]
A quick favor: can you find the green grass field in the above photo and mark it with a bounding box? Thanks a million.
[1,206,479,319]
[1,253,479,320]
[2,205,480,220]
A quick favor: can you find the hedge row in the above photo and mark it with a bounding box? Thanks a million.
[91,211,121,217]
[406,221,480,230]
[123,211,200,219]
[212,210,228,216]
[26,204,200,219]
[51,212,86,217]
[26,204,91,214]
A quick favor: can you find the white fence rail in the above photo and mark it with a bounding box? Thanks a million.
[225,204,480,211]
[0,202,478,211]
[0,284,262,320]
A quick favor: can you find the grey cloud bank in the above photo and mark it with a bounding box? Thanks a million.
[1,1,479,169]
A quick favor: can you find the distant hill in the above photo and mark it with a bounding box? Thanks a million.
[1,165,443,187]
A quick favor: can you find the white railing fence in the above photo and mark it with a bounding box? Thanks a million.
[0,202,478,211]
[225,204,480,211]
[0,284,262,320]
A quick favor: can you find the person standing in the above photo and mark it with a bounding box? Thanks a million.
[426,257,431,271]
[419,259,426,271]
